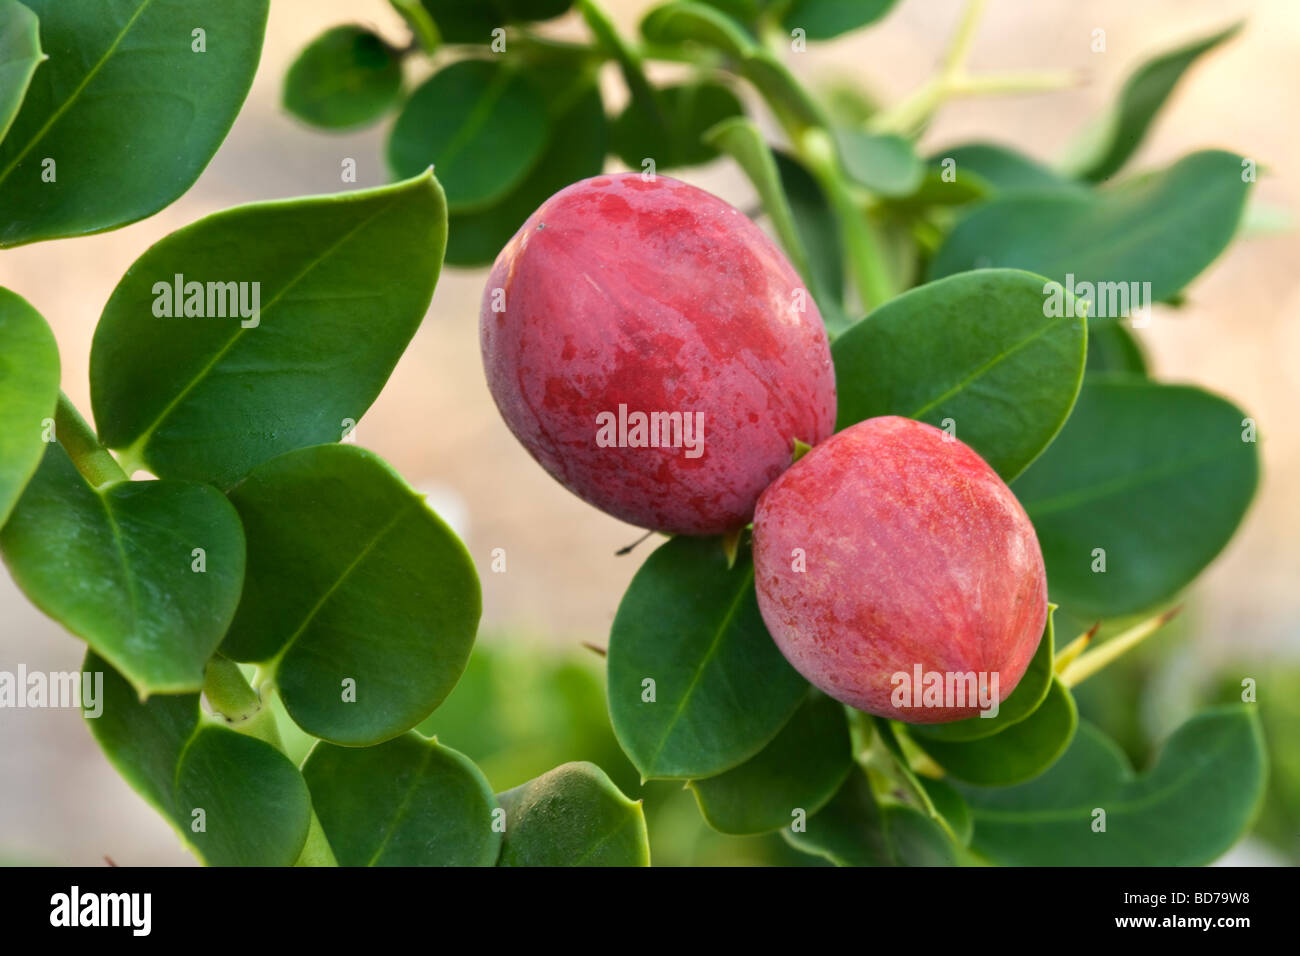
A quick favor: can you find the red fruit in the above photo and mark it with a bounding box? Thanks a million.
[752,416,1047,722]
[480,173,836,535]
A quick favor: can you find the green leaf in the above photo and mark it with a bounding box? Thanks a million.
[929,142,1087,197]
[1,442,245,696]
[831,269,1086,481]
[739,49,827,132]
[611,81,742,170]
[918,776,972,846]
[1070,23,1243,182]
[86,652,312,866]
[961,708,1266,865]
[0,288,59,526]
[836,130,922,197]
[608,536,807,780]
[302,732,500,866]
[90,172,446,488]
[780,0,897,41]
[222,444,480,746]
[930,150,1252,310]
[775,151,845,320]
[688,690,852,835]
[640,1,755,57]
[0,0,43,144]
[1012,378,1259,619]
[910,608,1056,743]
[0,0,268,247]
[783,769,956,866]
[1086,322,1148,377]
[419,0,573,42]
[910,679,1078,787]
[388,59,548,213]
[497,762,649,866]
[283,26,403,130]
[445,84,604,267]
[390,0,441,51]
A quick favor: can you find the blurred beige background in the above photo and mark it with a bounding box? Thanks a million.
[0,0,1296,864]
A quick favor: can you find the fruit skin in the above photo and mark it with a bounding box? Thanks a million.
[752,416,1047,722]
[480,173,836,535]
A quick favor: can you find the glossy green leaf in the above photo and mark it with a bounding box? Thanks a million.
[930,151,1252,310]
[445,84,604,267]
[611,81,742,170]
[390,0,440,51]
[929,142,1087,197]
[836,130,922,197]
[608,536,808,780]
[910,609,1056,743]
[1086,322,1148,376]
[419,0,573,43]
[0,0,43,144]
[962,708,1265,865]
[497,762,649,866]
[90,172,446,488]
[689,690,852,835]
[911,679,1078,787]
[1,441,244,696]
[86,652,312,866]
[781,0,897,41]
[0,288,59,526]
[283,26,402,130]
[222,444,480,746]
[784,770,956,866]
[1013,378,1259,619]
[389,60,548,212]
[775,151,845,320]
[0,0,268,247]
[302,733,500,866]
[832,269,1086,481]
[640,1,755,57]
[919,776,972,846]
[1071,23,1242,182]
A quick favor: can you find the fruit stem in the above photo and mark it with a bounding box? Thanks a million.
[54,393,128,488]
[1058,606,1183,688]
[201,655,283,750]
[1053,621,1100,674]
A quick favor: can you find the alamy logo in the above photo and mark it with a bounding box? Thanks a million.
[152,273,261,328]
[50,886,151,936]
[891,665,1000,718]
[1043,273,1151,323]
[595,404,704,458]
[0,666,102,717]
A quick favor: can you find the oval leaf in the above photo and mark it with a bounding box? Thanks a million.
[0,0,268,247]
[928,142,1088,197]
[497,762,649,866]
[909,678,1078,787]
[446,82,605,267]
[640,2,755,57]
[689,689,852,835]
[780,0,897,41]
[283,26,403,130]
[90,172,446,488]
[0,0,43,143]
[783,769,956,866]
[930,150,1252,309]
[222,444,481,746]
[832,269,1087,481]
[302,733,500,866]
[836,130,922,197]
[1,442,245,696]
[961,708,1265,865]
[86,652,311,866]
[1012,378,1259,619]
[0,288,59,525]
[611,81,743,171]
[1071,23,1242,183]
[388,59,548,212]
[608,536,808,780]
[1086,322,1148,376]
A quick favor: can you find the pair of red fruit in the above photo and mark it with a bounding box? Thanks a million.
[480,173,1047,724]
